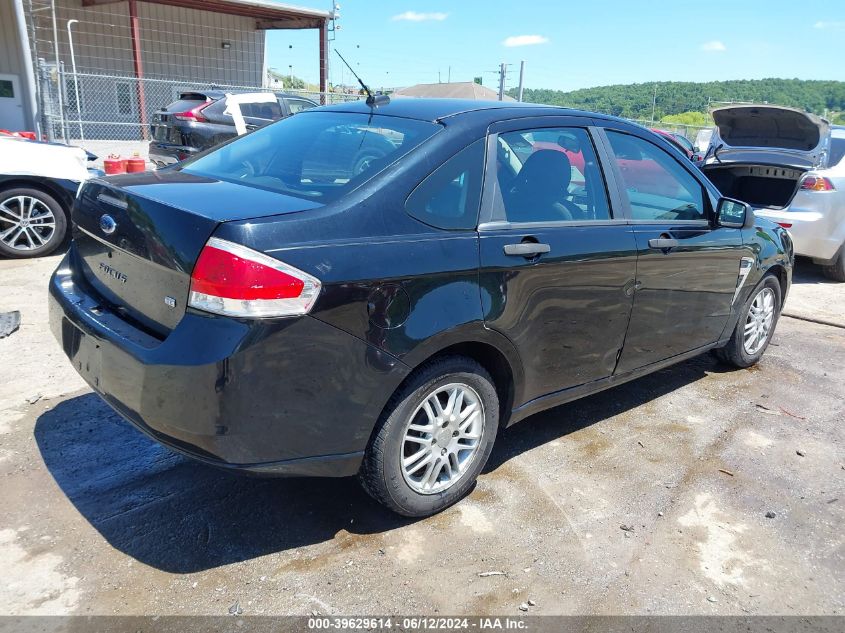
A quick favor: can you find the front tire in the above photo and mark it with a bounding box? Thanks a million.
[359,356,499,517]
[0,187,67,258]
[714,274,782,368]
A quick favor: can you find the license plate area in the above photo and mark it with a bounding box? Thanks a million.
[62,318,102,388]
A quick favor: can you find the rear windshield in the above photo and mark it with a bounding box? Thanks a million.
[182,112,441,202]
[165,97,208,112]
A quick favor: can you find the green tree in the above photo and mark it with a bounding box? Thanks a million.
[509,79,845,120]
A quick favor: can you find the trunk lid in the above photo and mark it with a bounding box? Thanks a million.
[707,105,829,168]
[72,171,322,336]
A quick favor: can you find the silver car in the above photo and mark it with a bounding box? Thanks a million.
[701,106,845,281]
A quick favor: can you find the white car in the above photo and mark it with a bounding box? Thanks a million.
[0,136,99,258]
[701,106,845,281]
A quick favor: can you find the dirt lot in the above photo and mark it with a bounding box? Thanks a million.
[1,255,843,616]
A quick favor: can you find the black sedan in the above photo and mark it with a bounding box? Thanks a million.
[148,90,318,167]
[49,99,794,517]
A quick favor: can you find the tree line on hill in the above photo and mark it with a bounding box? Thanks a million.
[509,79,845,125]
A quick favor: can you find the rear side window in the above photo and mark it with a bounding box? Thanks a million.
[241,101,283,120]
[605,130,707,221]
[183,112,440,202]
[406,139,485,230]
[286,98,316,114]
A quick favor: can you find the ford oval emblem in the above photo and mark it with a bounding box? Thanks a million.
[99,214,117,235]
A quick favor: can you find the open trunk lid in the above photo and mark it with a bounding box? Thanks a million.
[71,171,321,337]
[707,105,829,168]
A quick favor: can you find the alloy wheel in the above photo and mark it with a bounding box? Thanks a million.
[400,382,486,495]
[0,195,57,252]
[743,286,776,355]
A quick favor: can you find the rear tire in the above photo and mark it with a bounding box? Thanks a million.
[359,356,499,517]
[714,274,782,368]
[0,187,67,259]
[822,246,845,282]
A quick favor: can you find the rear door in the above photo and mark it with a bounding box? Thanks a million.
[478,118,638,403]
[596,125,748,371]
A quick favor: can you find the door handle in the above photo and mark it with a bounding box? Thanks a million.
[648,238,680,250]
[503,243,551,258]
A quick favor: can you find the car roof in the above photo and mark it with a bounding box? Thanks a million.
[179,89,315,101]
[314,98,617,124]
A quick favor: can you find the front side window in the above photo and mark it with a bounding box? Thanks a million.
[406,139,485,230]
[183,112,440,202]
[606,130,707,221]
[496,127,611,223]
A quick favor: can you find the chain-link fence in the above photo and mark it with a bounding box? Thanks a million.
[43,67,361,144]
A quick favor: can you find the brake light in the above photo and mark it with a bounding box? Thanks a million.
[173,102,210,122]
[188,238,321,318]
[776,223,792,229]
[799,175,834,191]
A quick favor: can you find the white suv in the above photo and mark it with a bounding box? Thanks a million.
[701,106,845,281]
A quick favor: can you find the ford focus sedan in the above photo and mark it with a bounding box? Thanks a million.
[49,99,793,517]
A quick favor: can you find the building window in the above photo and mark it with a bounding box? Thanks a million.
[115,82,133,115]
[0,80,14,98]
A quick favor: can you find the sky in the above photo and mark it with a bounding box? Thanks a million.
[265,1,845,92]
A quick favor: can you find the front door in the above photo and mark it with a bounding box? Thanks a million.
[478,121,638,404]
[598,127,749,372]
[0,74,25,131]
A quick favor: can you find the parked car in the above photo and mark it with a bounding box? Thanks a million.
[50,100,793,517]
[694,127,714,153]
[700,105,845,280]
[0,136,99,258]
[650,128,696,159]
[148,90,318,167]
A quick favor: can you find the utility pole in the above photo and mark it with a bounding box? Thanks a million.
[517,60,525,102]
[498,62,507,101]
[651,83,658,122]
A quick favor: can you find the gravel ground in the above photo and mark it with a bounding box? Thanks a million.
[0,255,842,616]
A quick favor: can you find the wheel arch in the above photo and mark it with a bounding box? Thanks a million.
[0,177,74,216]
[764,262,789,307]
[383,329,524,432]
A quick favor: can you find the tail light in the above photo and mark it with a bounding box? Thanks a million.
[776,222,792,229]
[173,102,210,122]
[799,175,834,191]
[188,238,321,318]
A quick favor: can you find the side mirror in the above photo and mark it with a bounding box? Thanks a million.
[716,197,752,228]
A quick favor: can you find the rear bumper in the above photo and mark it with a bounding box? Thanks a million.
[49,248,410,477]
[147,142,195,167]
[756,194,845,263]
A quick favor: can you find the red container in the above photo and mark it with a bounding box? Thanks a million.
[103,155,126,175]
[125,156,146,173]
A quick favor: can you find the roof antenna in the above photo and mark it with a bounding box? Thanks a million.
[335,50,389,107]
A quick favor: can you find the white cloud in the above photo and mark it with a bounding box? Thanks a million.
[502,34,549,47]
[391,11,448,22]
[700,40,727,52]
[814,20,845,30]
